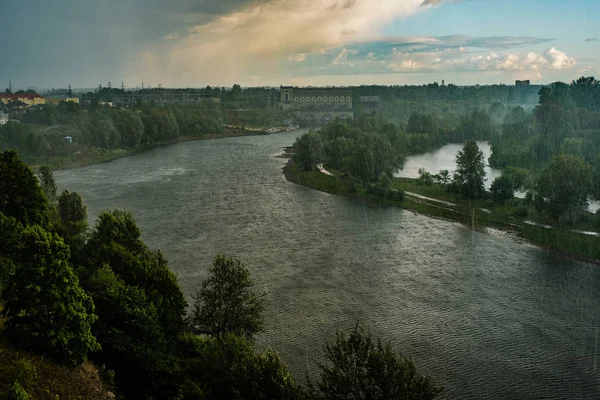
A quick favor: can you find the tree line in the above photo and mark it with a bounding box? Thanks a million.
[0,150,442,399]
[0,101,288,165]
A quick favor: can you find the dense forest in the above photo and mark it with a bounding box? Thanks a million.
[0,150,442,399]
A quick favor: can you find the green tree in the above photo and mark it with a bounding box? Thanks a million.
[94,118,121,149]
[0,213,24,296]
[189,255,265,340]
[434,169,451,187]
[537,154,592,224]
[119,110,144,148]
[181,333,305,400]
[0,151,48,226]
[452,141,487,200]
[2,225,100,364]
[293,131,325,171]
[57,190,88,254]
[490,175,514,205]
[84,265,182,399]
[82,210,187,334]
[312,324,442,400]
[7,381,29,400]
[38,165,57,204]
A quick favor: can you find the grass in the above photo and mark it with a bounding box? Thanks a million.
[284,163,600,264]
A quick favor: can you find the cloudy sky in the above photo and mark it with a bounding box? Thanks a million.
[1,0,599,88]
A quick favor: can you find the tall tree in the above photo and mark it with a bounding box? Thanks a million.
[452,141,487,200]
[2,225,100,364]
[312,324,442,400]
[537,155,592,224]
[189,255,265,340]
[82,210,187,334]
[38,165,57,204]
[0,151,47,226]
[57,190,88,254]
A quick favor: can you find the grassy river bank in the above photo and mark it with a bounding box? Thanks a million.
[284,160,600,264]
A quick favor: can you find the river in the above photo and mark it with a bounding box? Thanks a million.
[54,133,600,399]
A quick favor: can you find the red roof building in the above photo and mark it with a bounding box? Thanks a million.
[0,93,46,106]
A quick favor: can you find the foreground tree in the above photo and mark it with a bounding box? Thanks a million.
[452,141,487,200]
[189,255,265,340]
[181,333,306,399]
[57,190,88,253]
[312,325,442,400]
[536,154,592,224]
[2,225,100,364]
[80,210,188,397]
[38,165,57,204]
[0,151,47,226]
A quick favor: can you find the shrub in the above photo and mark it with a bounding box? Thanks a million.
[7,381,30,400]
[514,206,529,218]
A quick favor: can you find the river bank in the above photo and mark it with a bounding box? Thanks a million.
[283,160,600,265]
[31,125,297,172]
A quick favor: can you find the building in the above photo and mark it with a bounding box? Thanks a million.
[515,80,531,86]
[113,89,220,107]
[45,95,80,105]
[280,86,353,124]
[0,110,8,125]
[0,93,46,106]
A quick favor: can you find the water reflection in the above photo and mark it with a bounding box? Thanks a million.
[394,141,501,189]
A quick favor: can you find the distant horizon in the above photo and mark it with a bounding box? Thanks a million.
[5,80,558,93]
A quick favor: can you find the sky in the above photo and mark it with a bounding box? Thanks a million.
[1,0,599,89]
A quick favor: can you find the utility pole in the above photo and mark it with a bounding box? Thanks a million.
[108,79,112,89]
[9,80,12,93]
[68,82,72,97]
[121,81,125,91]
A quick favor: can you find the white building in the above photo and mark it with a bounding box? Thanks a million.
[0,111,8,125]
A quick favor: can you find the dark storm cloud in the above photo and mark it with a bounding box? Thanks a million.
[0,0,259,88]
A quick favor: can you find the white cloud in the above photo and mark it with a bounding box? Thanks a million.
[289,53,307,63]
[544,47,576,70]
[127,0,429,84]
[332,48,358,64]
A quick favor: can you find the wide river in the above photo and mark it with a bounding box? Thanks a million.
[55,132,600,399]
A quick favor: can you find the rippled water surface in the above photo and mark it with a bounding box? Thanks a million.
[55,132,600,399]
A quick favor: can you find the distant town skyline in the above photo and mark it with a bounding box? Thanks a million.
[1,0,599,88]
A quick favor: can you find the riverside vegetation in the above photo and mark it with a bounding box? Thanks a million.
[286,77,600,263]
[0,150,442,399]
[0,86,292,171]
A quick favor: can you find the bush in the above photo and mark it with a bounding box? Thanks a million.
[312,324,442,399]
[392,189,405,202]
[7,381,29,400]
[514,206,529,218]
[417,168,434,186]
